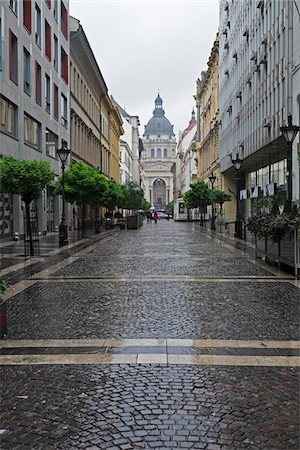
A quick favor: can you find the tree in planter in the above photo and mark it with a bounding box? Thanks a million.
[123,182,144,213]
[54,161,108,238]
[102,180,125,218]
[0,157,54,256]
[183,181,211,224]
[210,190,231,212]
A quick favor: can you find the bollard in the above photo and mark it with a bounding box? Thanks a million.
[0,303,7,338]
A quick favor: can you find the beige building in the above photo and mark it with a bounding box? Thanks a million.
[70,17,123,227]
[194,34,234,222]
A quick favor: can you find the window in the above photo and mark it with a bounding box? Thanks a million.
[45,74,50,113]
[53,83,58,120]
[157,148,161,158]
[0,96,17,138]
[23,47,31,95]
[35,61,41,104]
[53,34,58,71]
[35,3,41,47]
[9,30,18,84]
[24,113,40,149]
[46,129,58,158]
[45,20,51,60]
[61,46,68,83]
[61,93,67,126]
[151,148,155,157]
[61,2,68,40]
[45,0,51,8]
[23,0,32,33]
[9,0,18,15]
[53,0,58,21]
[164,148,168,157]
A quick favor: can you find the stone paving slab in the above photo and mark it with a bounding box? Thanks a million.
[52,255,272,277]
[3,281,299,340]
[0,364,298,449]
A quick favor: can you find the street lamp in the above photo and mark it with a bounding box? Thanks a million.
[57,145,71,247]
[208,172,217,230]
[280,114,300,205]
[231,152,243,239]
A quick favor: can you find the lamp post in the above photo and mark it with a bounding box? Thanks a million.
[57,145,71,247]
[208,172,217,230]
[231,153,243,239]
[280,114,300,206]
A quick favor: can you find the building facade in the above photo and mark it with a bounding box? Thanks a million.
[175,110,197,198]
[112,98,141,186]
[0,0,70,239]
[219,0,300,222]
[141,94,177,208]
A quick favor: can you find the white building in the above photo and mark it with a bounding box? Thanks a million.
[175,110,197,198]
[112,98,141,186]
[219,0,300,218]
[0,0,70,239]
[141,94,177,208]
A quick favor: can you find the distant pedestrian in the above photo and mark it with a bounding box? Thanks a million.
[146,211,151,223]
[153,211,158,224]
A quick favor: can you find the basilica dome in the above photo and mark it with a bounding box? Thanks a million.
[143,94,175,137]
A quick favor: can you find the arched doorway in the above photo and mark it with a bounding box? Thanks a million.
[153,179,166,208]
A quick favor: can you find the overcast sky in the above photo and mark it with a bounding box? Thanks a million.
[69,0,219,139]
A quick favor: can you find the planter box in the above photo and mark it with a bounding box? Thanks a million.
[127,215,139,229]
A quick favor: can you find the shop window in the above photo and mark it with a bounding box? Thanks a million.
[9,30,18,84]
[23,0,32,33]
[24,113,40,149]
[45,20,51,60]
[0,96,18,138]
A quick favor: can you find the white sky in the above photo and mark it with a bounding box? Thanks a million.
[69,0,219,139]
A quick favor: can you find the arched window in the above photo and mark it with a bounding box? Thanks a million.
[157,148,161,158]
[151,148,155,157]
[164,148,168,157]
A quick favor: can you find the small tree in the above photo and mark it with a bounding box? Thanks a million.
[210,189,231,211]
[0,157,54,255]
[55,161,108,237]
[183,181,211,224]
[123,182,144,213]
[102,181,125,217]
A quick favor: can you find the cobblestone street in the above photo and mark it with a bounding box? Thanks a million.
[1,221,299,449]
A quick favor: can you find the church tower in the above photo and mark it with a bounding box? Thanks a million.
[141,94,177,208]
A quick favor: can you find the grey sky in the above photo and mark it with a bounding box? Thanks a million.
[70,0,219,139]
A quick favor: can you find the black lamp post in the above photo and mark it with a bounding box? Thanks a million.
[57,145,71,247]
[280,114,300,205]
[208,172,217,230]
[231,153,243,239]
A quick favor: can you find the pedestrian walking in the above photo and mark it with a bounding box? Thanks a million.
[153,211,158,224]
[146,211,151,223]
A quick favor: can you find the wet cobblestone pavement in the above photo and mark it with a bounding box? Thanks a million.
[1,221,299,449]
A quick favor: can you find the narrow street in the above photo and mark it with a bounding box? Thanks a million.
[0,220,299,450]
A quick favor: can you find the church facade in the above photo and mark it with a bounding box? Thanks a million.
[141,95,177,208]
